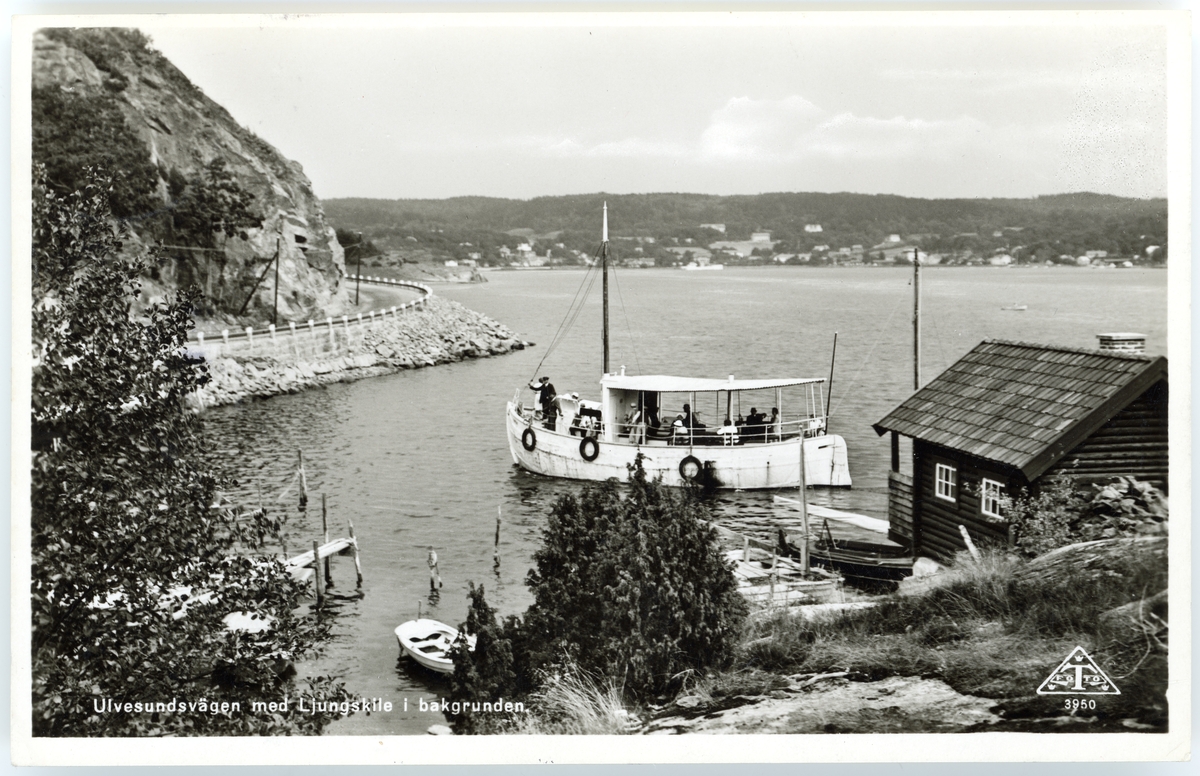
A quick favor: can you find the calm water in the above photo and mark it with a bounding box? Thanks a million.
[202,266,1166,735]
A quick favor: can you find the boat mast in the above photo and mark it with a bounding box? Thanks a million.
[602,202,610,375]
[913,246,921,391]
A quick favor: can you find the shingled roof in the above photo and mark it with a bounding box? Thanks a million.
[873,339,1167,480]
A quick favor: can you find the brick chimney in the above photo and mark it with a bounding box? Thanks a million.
[1096,332,1146,353]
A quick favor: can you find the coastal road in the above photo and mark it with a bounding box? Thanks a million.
[350,280,425,313]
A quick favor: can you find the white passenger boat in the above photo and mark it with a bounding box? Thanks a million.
[505,205,851,490]
[394,618,475,675]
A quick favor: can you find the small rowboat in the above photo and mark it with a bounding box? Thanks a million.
[394,618,475,675]
[724,548,842,608]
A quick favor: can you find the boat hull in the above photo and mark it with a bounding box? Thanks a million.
[394,619,474,675]
[507,403,851,489]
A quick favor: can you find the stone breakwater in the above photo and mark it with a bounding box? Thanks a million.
[190,296,529,409]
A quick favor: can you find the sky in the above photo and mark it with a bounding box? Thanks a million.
[136,14,1173,202]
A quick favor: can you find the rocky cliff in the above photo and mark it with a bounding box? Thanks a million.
[32,28,348,323]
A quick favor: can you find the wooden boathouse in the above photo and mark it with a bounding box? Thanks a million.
[873,336,1168,560]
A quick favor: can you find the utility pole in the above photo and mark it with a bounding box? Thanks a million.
[272,236,281,326]
[355,232,363,306]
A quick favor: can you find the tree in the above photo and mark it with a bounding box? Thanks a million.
[30,168,348,736]
[32,85,159,221]
[524,460,747,697]
[170,158,262,247]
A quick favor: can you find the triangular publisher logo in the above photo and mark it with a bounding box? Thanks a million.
[1036,646,1120,695]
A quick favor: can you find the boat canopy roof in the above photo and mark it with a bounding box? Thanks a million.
[600,374,823,393]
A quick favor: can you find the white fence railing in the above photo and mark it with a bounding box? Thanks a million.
[186,277,433,360]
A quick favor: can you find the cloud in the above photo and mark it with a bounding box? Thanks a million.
[368,93,1164,198]
[698,95,826,160]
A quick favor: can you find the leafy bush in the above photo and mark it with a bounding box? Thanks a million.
[31,168,348,735]
[448,458,747,732]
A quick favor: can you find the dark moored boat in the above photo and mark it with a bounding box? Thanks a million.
[778,526,913,587]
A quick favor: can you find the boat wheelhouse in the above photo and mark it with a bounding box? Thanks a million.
[504,204,851,490]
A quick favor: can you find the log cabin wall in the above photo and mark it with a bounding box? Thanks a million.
[913,439,1018,561]
[887,471,914,547]
[1043,380,1168,492]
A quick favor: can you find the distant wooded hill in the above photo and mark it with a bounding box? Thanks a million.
[324,191,1167,267]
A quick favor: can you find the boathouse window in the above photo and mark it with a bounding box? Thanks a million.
[935,462,957,502]
[981,478,1004,519]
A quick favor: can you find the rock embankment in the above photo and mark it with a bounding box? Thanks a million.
[192,296,530,408]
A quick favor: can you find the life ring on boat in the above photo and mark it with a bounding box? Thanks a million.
[579,437,599,462]
[521,428,537,452]
[679,455,702,481]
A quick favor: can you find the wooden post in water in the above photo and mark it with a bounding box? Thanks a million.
[798,433,811,573]
[348,519,363,588]
[427,547,442,591]
[297,450,308,513]
[742,535,749,563]
[322,494,332,588]
[312,539,324,608]
[493,506,502,572]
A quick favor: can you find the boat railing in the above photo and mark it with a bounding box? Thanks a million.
[514,402,827,446]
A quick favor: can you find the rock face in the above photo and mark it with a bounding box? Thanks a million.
[644,675,1001,735]
[191,296,530,408]
[32,28,348,322]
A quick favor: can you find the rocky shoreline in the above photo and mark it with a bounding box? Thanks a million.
[191,296,530,409]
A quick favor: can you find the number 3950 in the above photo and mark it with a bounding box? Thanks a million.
[1064,699,1097,711]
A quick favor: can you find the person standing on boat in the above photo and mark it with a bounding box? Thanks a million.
[768,407,782,442]
[529,376,558,430]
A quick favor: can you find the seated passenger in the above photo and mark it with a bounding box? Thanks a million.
[744,408,765,443]
[768,407,782,442]
[670,414,687,445]
[716,418,738,446]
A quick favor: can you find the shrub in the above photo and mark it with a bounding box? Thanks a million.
[447,583,528,734]
[32,85,159,221]
[449,457,747,732]
[523,457,747,697]
[170,157,262,246]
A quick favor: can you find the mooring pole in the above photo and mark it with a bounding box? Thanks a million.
[427,546,442,591]
[493,506,502,572]
[297,449,308,513]
[312,540,324,608]
[348,519,363,588]
[322,494,332,588]
[798,432,811,572]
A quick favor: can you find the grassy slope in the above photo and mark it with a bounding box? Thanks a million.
[711,538,1168,731]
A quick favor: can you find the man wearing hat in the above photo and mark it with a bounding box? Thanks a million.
[529,376,558,430]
